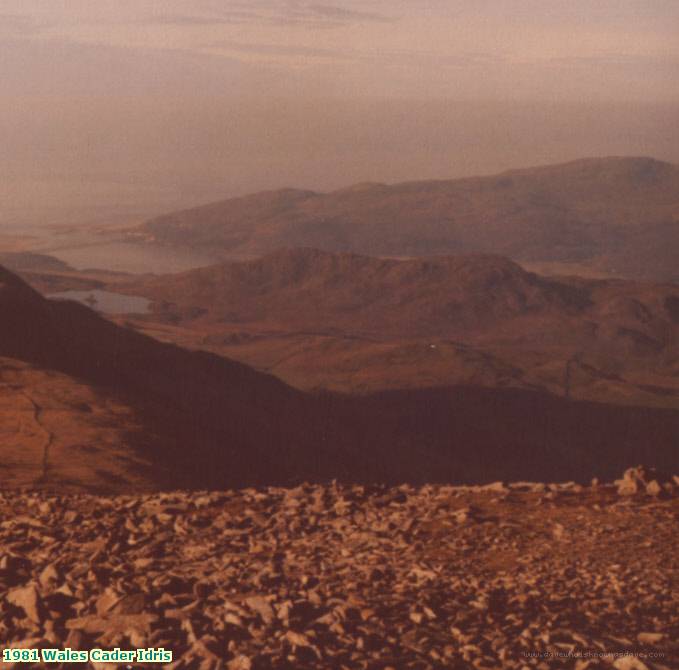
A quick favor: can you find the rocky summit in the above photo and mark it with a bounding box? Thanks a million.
[0,473,677,669]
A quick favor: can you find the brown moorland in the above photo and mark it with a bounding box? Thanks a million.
[118,248,679,406]
[1,262,678,491]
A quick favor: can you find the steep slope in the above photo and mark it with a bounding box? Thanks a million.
[3,263,678,490]
[1,263,309,489]
[0,357,157,492]
[132,157,679,281]
[0,252,73,273]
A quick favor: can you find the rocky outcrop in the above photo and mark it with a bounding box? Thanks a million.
[0,473,677,668]
[614,465,679,498]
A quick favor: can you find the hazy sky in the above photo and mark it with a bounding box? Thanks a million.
[2,1,678,226]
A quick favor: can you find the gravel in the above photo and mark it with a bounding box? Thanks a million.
[0,473,677,669]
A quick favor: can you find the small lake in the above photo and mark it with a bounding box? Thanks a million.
[48,289,151,314]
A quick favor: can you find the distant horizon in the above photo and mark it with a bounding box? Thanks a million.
[4,142,679,231]
[143,152,678,208]
[3,2,679,228]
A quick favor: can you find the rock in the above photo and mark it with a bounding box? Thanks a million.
[63,510,80,523]
[624,465,649,482]
[95,587,122,615]
[7,583,42,623]
[66,613,158,636]
[616,478,638,496]
[452,507,472,523]
[245,595,275,625]
[285,630,311,647]
[509,482,547,492]
[559,481,582,491]
[38,563,60,589]
[0,480,676,668]
[552,523,566,539]
[613,466,678,498]
[112,592,146,615]
[228,655,252,670]
[613,657,649,670]
[184,637,223,670]
[480,482,507,493]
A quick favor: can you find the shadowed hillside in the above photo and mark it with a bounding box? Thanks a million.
[1,264,308,489]
[2,263,678,491]
[131,157,679,282]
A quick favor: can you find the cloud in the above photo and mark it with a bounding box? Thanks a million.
[137,14,250,27]
[358,47,508,71]
[298,4,394,24]
[540,53,679,69]
[136,2,395,30]
[133,7,264,27]
[209,40,352,60]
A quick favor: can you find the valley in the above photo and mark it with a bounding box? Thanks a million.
[3,4,678,666]
[104,248,679,409]
[2,260,678,494]
[1,153,678,670]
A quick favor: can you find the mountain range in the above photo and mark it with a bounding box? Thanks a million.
[131,157,679,282]
[119,248,679,406]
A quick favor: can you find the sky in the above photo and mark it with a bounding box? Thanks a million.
[1,1,679,226]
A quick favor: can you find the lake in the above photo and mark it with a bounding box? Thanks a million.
[1,224,220,274]
[45,241,218,274]
[48,289,152,314]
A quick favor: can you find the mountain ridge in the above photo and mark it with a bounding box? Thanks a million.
[123,247,678,342]
[131,156,679,281]
[116,248,679,407]
[2,260,678,491]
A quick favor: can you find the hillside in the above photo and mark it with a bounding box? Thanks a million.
[0,252,73,273]
[131,157,679,282]
[0,263,305,490]
[0,357,158,493]
[129,249,585,338]
[3,262,679,490]
[121,249,679,405]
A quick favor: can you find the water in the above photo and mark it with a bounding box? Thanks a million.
[1,222,220,274]
[48,289,151,314]
[45,241,217,274]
